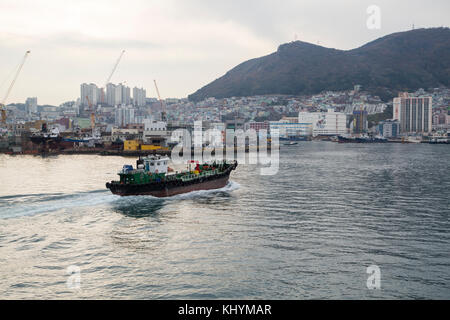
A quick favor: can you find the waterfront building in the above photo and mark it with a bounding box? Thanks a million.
[111,127,141,142]
[393,92,432,134]
[352,110,368,133]
[143,118,168,146]
[377,120,400,138]
[245,121,269,133]
[432,112,450,130]
[298,109,347,136]
[269,120,312,137]
[126,123,144,131]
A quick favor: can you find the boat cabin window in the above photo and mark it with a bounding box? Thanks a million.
[144,157,169,174]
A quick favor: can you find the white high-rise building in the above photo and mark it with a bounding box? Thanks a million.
[115,105,136,127]
[80,83,99,106]
[106,83,116,106]
[298,109,348,136]
[393,92,432,134]
[105,83,132,106]
[114,85,122,106]
[25,97,38,114]
[133,87,146,107]
[98,88,104,104]
[121,84,131,105]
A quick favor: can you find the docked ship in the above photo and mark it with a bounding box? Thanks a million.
[280,135,310,142]
[106,155,238,197]
[62,130,104,148]
[428,135,449,144]
[337,134,387,143]
[30,125,62,144]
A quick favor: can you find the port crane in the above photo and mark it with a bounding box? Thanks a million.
[1,50,31,124]
[153,80,167,122]
[101,50,125,103]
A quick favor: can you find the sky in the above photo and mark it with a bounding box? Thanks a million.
[0,0,448,105]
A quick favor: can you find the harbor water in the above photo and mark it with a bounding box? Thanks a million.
[0,142,449,299]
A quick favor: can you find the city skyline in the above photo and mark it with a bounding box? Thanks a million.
[80,82,147,107]
[0,0,449,105]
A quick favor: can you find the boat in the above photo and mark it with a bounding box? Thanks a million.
[283,141,298,146]
[354,134,387,143]
[279,136,309,141]
[30,126,62,144]
[406,136,422,144]
[429,136,449,144]
[106,155,238,197]
[373,135,388,143]
[62,137,90,143]
[337,135,357,143]
[338,134,387,143]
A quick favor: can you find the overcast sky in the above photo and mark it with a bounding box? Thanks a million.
[0,0,448,105]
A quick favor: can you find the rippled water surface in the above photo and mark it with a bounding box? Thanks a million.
[0,143,449,299]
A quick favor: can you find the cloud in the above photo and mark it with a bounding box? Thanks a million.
[0,0,448,105]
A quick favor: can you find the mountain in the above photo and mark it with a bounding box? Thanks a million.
[188,28,450,102]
